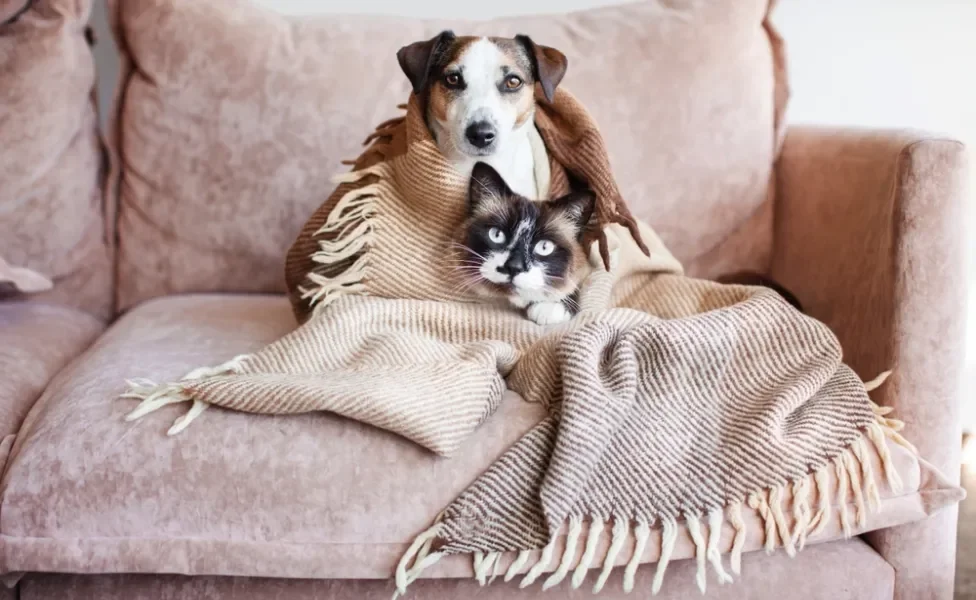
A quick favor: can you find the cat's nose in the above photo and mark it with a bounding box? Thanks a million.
[498,254,526,276]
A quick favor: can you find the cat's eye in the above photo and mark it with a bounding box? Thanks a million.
[488,227,506,244]
[534,240,555,256]
[504,75,523,90]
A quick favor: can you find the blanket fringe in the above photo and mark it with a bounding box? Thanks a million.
[790,477,812,550]
[686,515,708,593]
[623,518,650,593]
[120,354,249,434]
[571,517,605,588]
[504,550,532,583]
[394,521,444,595]
[727,502,746,575]
[707,509,733,585]
[541,516,583,590]
[520,537,557,589]
[300,163,393,313]
[593,517,629,593]
[651,517,677,595]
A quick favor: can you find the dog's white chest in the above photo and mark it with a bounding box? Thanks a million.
[484,138,540,199]
[452,125,548,201]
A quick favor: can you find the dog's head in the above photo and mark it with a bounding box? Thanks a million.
[397,31,567,158]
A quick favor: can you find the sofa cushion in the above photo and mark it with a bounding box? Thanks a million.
[0,0,113,319]
[0,302,102,467]
[0,294,961,583]
[108,0,787,311]
[17,539,893,600]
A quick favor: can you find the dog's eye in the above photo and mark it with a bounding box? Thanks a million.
[504,75,523,90]
[488,227,506,244]
[534,240,555,256]
[444,73,463,88]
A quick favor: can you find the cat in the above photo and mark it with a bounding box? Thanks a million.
[454,161,595,325]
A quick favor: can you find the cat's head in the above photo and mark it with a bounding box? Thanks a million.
[456,161,594,303]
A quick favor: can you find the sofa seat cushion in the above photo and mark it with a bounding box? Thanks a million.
[0,295,960,583]
[18,539,894,600]
[0,302,102,454]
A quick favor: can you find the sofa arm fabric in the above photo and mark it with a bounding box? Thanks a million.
[771,126,970,600]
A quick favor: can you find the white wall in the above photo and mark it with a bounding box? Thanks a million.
[89,0,976,425]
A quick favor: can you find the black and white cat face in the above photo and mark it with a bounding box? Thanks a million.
[457,162,593,305]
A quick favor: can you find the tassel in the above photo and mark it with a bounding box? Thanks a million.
[835,457,852,538]
[808,466,832,538]
[853,437,881,511]
[727,502,746,576]
[863,370,892,392]
[542,517,584,591]
[651,518,678,595]
[790,477,812,550]
[706,509,733,585]
[474,551,501,586]
[167,399,208,435]
[520,537,557,589]
[394,522,444,595]
[748,492,777,553]
[768,486,796,557]
[571,518,604,589]
[504,550,532,583]
[593,517,629,594]
[868,422,904,493]
[488,551,502,585]
[623,519,650,593]
[686,515,708,594]
[843,451,867,527]
[330,162,387,185]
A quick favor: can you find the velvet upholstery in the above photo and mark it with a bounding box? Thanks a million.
[18,539,894,600]
[0,302,103,467]
[772,127,971,600]
[0,0,113,319]
[108,0,786,311]
[0,294,960,584]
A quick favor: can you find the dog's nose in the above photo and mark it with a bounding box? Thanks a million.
[497,254,526,276]
[465,121,496,149]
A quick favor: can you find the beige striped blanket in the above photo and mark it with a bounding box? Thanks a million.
[122,88,914,596]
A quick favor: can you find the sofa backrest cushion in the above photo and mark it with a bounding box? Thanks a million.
[1,0,113,319]
[108,0,787,312]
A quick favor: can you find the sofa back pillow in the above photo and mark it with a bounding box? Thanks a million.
[1,0,113,319]
[108,0,787,312]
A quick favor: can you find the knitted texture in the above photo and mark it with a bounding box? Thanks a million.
[122,88,914,595]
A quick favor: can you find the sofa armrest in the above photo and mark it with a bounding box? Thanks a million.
[770,126,970,599]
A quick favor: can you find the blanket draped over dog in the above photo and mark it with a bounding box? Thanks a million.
[122,87,914,596]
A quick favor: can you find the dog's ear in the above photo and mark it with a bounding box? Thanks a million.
[515,34,568,103]
[548,189,595,238]
[397,30,456,94]
[468,162,512,216]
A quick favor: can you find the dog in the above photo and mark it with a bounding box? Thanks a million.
[396,31,567,200]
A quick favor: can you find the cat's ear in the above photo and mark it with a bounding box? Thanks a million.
[468,162,513,216]
[549,189,595,236]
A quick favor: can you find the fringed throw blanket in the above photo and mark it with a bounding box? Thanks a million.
[122,87,915,596]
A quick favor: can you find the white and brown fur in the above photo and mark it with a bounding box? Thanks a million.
[396,31,568,199]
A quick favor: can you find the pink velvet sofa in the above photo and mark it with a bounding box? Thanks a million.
[0,1,969,599]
